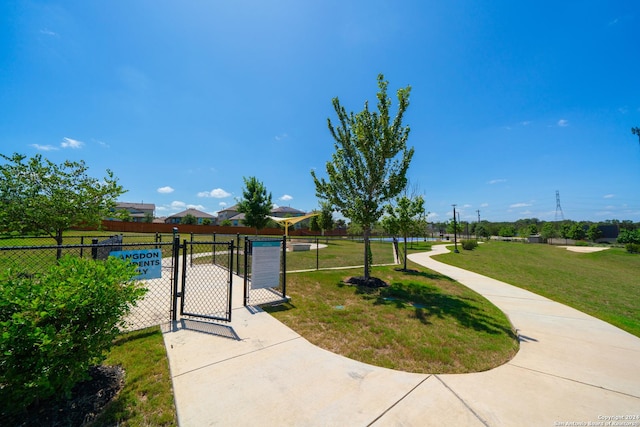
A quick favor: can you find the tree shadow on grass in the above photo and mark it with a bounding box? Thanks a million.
[375,281,517,338]
[398,268,455,282]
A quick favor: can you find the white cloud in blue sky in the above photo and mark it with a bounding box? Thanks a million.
[197,188,231,198]
[157,186,174,194]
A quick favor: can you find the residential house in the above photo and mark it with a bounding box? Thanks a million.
[112,202,155,222]
[165,208,216,225]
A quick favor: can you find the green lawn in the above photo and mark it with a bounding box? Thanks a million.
[264,264,519,374]
[93,327,177,426]
[434,241,640,337]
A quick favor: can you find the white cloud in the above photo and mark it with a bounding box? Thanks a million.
[157,186,174,194]
[520,121,531,126]
[61,137,84,149]
[219,202,228,207]
[480,203,489,208]
[510,202,532,208]
[280,194,293,201]
[171,201,186,209]
[197,188,231,198]
[186,204,206,210]
[40,29,58,36]
[603,194,615,199]
[557,119,569,127]
[275,133,289,141]
[30,144,58,151]
[488,179,507,185]
[463,204,472,208]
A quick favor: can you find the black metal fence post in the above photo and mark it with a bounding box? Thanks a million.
[171,233,180,322]
[282,235,287,298]
[243,236,249,307]
[91,238,98,260]
[316,236,319,270]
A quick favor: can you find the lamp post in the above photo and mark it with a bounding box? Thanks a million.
[452,204,459,253]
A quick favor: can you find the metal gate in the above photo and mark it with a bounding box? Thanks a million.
[178,239,235,322]
[243,236,288,307]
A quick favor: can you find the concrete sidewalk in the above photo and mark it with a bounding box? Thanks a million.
[163,245,640,426]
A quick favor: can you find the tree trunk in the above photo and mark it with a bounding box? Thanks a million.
[363,227,370,279]
[403,234,408,271]
[55,229,64,260]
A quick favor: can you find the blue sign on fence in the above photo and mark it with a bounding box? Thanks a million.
[110,249,162,280]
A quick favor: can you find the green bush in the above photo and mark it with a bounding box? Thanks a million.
[0,256,147,414]
[626,243,640,254]
[461,239,478,250]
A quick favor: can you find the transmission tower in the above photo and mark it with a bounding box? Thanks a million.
[555,190,564,221]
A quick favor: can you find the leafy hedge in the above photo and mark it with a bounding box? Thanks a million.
[0,256,147,414]
[461,239,479,250]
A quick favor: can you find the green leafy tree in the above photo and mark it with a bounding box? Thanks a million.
[498,225,517,237]
[568,222,586,240]
[586,224,602,242]
[181,214,197,225]
[202,218,212,226]
[309,215,321,233]
[385,193,425,271]
[143,211,154,223]
[115,209,132,222]
[0,153,124,258]
[318,201,335,241]
[311,74,414,280]
[220,219,232,227]
[237,176,273,233]
[541,222,557,240]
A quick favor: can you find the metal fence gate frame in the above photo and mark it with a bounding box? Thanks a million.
[242,236,289,307]
[178,239,235,323]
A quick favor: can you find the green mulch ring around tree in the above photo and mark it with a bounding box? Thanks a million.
[263,264,519,374]
[434,241,640,338]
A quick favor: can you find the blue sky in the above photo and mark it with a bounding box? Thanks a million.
[2,1,639,223]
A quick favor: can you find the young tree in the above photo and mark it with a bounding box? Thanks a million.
[384,193,425,271]
[318,200,334,241]
[0,153,124,257]
[311,74,414,281]
[237,176,273,234]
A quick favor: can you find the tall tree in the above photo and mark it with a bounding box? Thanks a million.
[0,153,124,257]
[632,127,640,144]
[311,74,414,280]
[237,176,273,233]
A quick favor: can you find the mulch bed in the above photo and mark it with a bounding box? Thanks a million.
[2,365,124,427]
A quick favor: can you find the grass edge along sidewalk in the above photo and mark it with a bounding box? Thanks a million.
[432,241,640,338]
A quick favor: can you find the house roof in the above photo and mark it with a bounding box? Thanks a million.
[116,202,156,210]
[217,204,239,214]
[271,206,306,215]
[167,208,215,219]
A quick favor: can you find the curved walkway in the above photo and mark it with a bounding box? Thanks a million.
[163,245,640,426]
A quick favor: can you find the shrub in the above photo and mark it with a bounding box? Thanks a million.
[461,239,478,250]
[626,243,640,254]
[0,256,147,414]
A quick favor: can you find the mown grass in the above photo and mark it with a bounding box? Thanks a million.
[92,327,177,426]
[285,238,396,271]
[434,241,640,337]
[264,264,519,374]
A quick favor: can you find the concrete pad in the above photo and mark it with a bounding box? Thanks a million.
[169,334,426,426]
[370,375,487,426]
[439,365,640,426]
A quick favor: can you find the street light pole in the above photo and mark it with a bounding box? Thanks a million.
[452,204,459,253]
